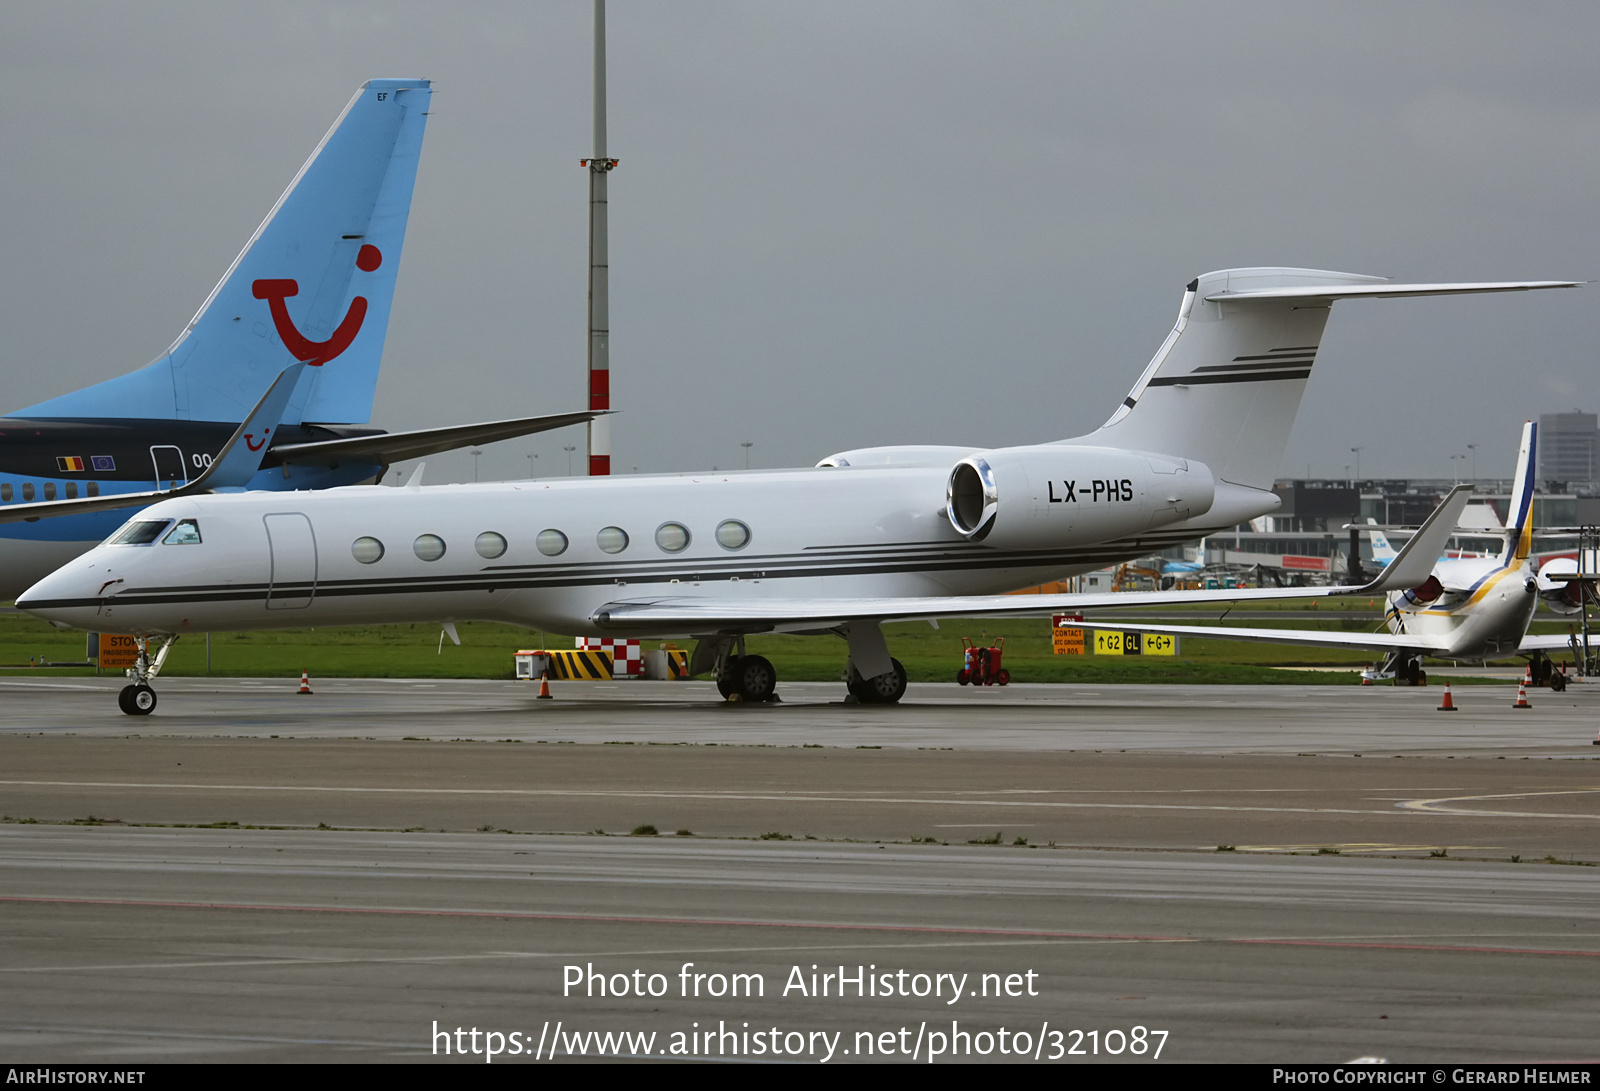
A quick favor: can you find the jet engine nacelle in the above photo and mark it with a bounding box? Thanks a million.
[1537,557,1587,615]
[945,444,1215,548]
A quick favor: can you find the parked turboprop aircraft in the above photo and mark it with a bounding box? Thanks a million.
[1069,422,1592,686]
[0,79,596,598]
[17,267,1572,713]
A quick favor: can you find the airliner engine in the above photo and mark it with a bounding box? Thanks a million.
[1536,557,1587,615]
[945,444,1215,548]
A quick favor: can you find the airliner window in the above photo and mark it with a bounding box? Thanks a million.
[22,483,34,502]
[109,519,172,546]
[43,483,56,501]
[413,534,447,562]
[0,484,10,502]
[597,526,629,554]
[715,519,751,551]
[162,520,202,545]
[655,522,690,553]
[352,536,385,564]
[536,529,568,556]
[65,483,78,499]
[87,482,99,497]
[475,531,508,559]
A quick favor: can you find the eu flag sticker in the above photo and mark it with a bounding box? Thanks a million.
[91,455,116,472]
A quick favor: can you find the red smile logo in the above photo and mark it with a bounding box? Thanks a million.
[245,427,270,452]
[251,244,382,366]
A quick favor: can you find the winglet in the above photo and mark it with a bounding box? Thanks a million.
[1359,484,1473,593]
[185,364,306,490]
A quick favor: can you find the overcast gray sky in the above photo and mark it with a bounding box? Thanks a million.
[2,1,1594,485]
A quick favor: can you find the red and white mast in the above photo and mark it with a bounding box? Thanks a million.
[581,0,615,476]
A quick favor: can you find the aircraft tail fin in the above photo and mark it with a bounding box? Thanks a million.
[1367,518,1397,562]
[12,78,431,427]
[1503,421,1537,566]
[1077,269,1577,491]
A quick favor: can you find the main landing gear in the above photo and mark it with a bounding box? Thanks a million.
[847,658,908,704]
[1378,651,1427,687]
[116,635,178,716]
[717,653,779,703]
[1528,652,1567,691]
[694,622,911,705]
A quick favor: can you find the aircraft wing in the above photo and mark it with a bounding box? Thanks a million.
[270,410,606,466]
[0,364,304,525]
[593,485,1473,635]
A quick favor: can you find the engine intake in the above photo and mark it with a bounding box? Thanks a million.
[944,444,1215,550]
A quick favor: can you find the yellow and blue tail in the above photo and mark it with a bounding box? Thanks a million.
[1502,421,1537,566]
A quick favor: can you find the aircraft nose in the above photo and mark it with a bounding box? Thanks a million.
[16,558,120,626]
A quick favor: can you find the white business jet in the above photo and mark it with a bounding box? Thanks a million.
[17,268,1572,713]
[1068,421,1593,687]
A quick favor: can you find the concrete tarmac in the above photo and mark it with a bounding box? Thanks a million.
[2,678,1598,1064]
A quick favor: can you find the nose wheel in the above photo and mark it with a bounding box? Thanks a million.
[114,634,178,716]
[117,684,157,716]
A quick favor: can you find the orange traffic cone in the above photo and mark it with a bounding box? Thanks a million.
[1360,667,1373,687]
[1512,683,1532,710]
[297,671,313,695]
[1437,683,1457,712]
[537,674,553,700]
[1523,664,1534,687]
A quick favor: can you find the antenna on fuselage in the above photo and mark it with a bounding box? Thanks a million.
[581,0,616,477]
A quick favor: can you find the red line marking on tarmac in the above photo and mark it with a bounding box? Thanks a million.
[1,895,1595,959]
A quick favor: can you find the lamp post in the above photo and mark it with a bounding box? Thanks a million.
[470,449,483,483]
[526,452,538,479]
[564,444,577,476]
[1467,443,1477,482]
[741,441,753,469]
[1350,446,1363,485]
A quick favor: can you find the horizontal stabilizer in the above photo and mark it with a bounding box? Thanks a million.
[1205,280,1580,302]
[0,365,303,525]
[272,410,605,466]
[1362,484,1473,591]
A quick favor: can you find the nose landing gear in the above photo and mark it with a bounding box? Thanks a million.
[116,635,178,716]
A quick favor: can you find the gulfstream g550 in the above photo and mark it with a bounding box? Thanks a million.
[18,268,1572,713]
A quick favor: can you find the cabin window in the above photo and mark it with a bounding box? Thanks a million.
[715,519,751,551]
[109,519,171,546]
[0,483,10,502]
[655,522,690,553]
[21,483,34,502]
[65,482,78,499]
[413,534,446,562]
[87,482,99,497]
[475,531,508,559]
[597,526,629,554]
[536,529,568,556]
[162,519,202,545]
[352,536,385,564]
[43,482,56,501]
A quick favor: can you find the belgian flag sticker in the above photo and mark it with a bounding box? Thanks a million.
[56,456,85,472]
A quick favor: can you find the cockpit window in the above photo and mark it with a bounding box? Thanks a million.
[162,519,202,545]
[108,519,172,546]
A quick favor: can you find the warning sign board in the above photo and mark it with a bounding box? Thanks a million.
[1051,614,1085,655]
[96,634,140,670]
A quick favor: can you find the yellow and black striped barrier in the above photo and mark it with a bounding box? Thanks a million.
[515,649,614,681]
